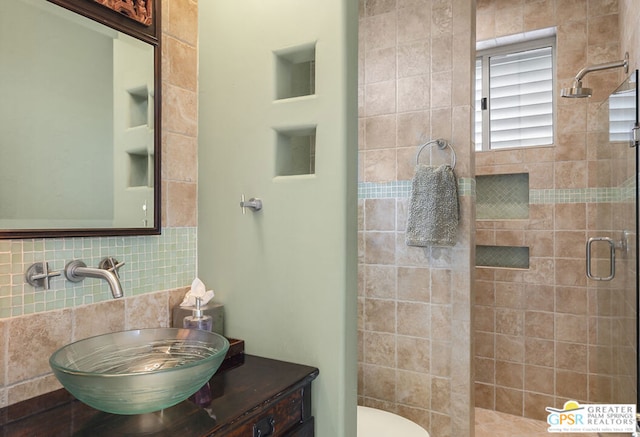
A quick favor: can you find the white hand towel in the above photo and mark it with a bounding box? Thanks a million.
[405,164,459,247]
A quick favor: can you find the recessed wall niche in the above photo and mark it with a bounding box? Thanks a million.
[476,245,530,269]
[476,173,529,220]
[274,43,316,100]
[275,126,316,176]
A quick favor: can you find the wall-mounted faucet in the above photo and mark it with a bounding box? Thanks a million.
[64,258,125,299]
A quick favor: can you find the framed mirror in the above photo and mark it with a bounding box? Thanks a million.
[0,0,160,239]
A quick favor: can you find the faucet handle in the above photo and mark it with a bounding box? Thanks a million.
[25,261,61,290]
[98,257,125,279]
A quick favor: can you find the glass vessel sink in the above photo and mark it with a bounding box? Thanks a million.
[49,328,230,415]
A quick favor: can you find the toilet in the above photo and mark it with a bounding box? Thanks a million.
[357,406,430,437]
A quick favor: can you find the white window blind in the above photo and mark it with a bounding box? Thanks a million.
[476,40,555,151]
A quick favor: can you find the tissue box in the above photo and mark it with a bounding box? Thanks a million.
[172,302,224,335]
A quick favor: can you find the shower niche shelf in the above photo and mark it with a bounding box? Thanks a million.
[275,126,316,176]
[476,245,530,269]
[476,173,529,220]
[274,43,316,100]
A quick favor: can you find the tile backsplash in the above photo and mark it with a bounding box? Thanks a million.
[0,227,196,318]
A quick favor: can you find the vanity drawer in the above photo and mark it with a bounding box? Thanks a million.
[224,388,309,437]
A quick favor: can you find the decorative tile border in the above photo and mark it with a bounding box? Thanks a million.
[0,227,197,318]
[358,178,476,199]
[359,178,635,203]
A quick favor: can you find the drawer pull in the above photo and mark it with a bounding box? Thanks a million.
[253,415,275,437]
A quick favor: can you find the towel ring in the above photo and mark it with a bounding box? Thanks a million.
[415,139,456,169]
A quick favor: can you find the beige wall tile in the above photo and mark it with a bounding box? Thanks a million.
[7,310,72,384]
[556,314,588,343]
[364,231,396,264]
[125,291,171,329]
[73,300,126,340]
[524,392,555,421]
[524,365,554,395]
[398,41,431,78]
[398,76,431,112]
[365,115,397,150]
[166,0,197,46]
[7,375,62,406]
[162,84,198,137]
[166,181,197,227]
[397,301,430,337]
[556,369,588,400]
[524,311,554,340]
[397,111,431,148]
[397,267,431,302]
[475,383,495,409]
[397,335,431,373]
[364,12,398,52]
[163,132,198,182]
[365,265,397,299]
[364,149,397,182]
[363,364,396,401]
[397,369,431,407]
[495,334,524,362]
[166,36,197,91]
[496,360,523,389]
[364,0,397,17]
[525,338,555,367]
[364,331,396,367]
[364,298,396,333]
[365,47,397,84]
[495,387,523,416]
[365,199,396,230]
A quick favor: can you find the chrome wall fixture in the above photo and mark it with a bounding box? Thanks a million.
[240,194,263,214]
[561,52,629,98]
[25,261,61,290]
[25,257,126,299]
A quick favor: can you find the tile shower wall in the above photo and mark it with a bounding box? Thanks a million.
[0,0,199,408]
[474,0,634,421]
[357,1,475,436]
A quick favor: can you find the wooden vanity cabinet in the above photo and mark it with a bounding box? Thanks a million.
[0,354,319,436]
[206,355,318,436]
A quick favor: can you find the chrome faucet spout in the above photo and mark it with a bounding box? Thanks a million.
[65,260,124,299]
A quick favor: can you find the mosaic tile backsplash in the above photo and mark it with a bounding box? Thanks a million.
[0,227,196,318]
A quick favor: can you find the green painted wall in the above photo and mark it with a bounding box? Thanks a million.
[198,2,358,436]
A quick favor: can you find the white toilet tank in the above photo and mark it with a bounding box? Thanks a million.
[357,406,430,437]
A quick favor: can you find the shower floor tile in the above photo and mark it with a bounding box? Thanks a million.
[474,408,600,437]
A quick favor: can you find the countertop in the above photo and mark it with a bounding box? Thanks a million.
[0,354,319,436]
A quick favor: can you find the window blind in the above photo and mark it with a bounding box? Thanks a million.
[476,44,554,150]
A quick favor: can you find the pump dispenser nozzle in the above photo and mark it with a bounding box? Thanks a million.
[183,297,213,331]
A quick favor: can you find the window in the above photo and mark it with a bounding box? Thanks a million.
[475,37,555,151]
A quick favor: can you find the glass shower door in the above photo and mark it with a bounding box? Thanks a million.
[587,70,638,411]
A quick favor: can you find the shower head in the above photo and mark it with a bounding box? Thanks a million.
[561,80,592,98]
[561,52,629,98]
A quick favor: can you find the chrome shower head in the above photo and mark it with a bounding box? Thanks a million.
[561,52,629,98]
[561,80,592,98]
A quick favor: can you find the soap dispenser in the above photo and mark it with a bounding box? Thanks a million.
[184,296,214,408]
[183,297,213,331]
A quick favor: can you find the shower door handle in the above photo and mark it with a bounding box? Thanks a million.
[586,237,616,281]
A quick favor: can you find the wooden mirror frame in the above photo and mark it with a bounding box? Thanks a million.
[1,0,161,239]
